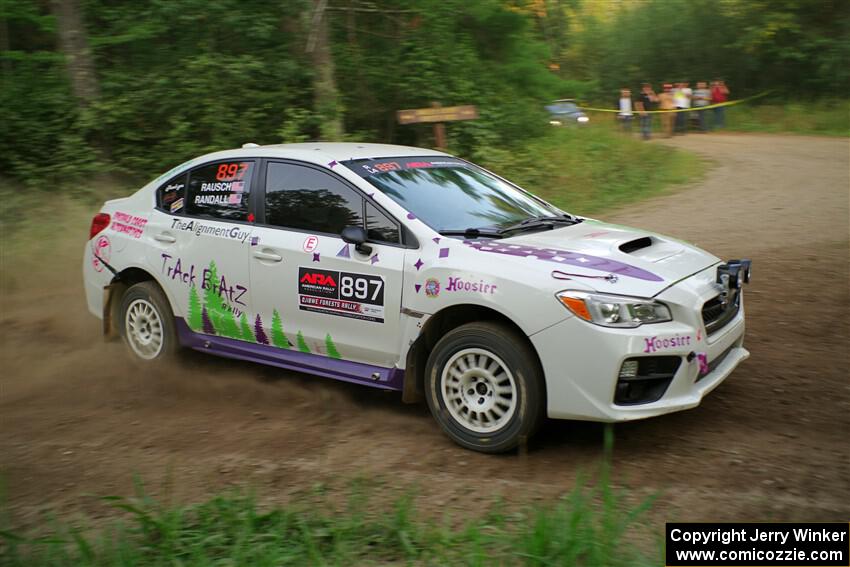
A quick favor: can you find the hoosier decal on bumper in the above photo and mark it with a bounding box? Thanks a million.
[298,267,385,323]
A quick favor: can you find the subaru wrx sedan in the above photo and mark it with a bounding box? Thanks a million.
[83,143,751,453]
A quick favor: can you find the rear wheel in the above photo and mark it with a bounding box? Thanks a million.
[119,282,178,361]
[424,322,544,453]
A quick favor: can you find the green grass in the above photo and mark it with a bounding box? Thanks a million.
[1,432,659,566]
[723,100,849,137]
[475,124,705,217]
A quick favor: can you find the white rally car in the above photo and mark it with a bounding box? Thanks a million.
[83,143,751,453]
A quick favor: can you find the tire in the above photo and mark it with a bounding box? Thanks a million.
[424,321,545,453]
[119,281,178,362]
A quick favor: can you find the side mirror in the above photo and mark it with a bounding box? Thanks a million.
[341,226,372,256]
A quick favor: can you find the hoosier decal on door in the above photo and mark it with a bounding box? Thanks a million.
[298,267,385,323]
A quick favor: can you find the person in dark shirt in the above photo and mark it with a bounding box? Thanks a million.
[636,83,658,140]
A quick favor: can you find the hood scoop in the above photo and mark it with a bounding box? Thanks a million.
[619,236,653,254]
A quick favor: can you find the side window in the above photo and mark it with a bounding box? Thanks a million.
[156,173,187,214]
[186,161,254,221]
[366,202,400,244]
[264,162,363,234]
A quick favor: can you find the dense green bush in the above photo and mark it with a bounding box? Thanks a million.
[1,0,563,186]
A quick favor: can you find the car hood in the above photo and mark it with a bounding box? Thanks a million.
[463,219,720,298]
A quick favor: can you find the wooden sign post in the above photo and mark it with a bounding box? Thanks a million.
[396,102,478,150]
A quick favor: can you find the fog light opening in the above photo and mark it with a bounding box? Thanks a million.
[618,360,639,379]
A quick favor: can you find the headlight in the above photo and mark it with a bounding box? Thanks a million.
[556,291,672,328]
[577,116,589,123]
[549,120,563,126]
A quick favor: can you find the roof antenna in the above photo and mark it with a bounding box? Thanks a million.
[242,142,260,148]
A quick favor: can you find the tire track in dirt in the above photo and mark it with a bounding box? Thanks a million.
[1,133,848,530]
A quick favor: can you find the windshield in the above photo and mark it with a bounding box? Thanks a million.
[546,101,578,113]
[342,157,563,233]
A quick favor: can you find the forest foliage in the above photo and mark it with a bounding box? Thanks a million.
[1,0,847,187]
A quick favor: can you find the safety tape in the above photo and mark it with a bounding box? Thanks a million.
[578,90,772,114]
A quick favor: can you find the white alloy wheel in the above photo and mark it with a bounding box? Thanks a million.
[441,347,518,434]
[124,298,164,360]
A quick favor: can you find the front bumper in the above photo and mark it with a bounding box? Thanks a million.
[532,272,749,422]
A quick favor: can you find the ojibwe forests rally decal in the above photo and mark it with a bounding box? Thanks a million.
[298,267,385,323]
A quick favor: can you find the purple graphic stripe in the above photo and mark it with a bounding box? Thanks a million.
[463,241,663,282]
[175,319,404,391]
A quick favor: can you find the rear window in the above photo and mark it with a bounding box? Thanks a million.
[186,161,255,221]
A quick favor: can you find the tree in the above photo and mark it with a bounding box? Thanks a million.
[296,330,310,354]
[218,308,241,339]
[254,314,269,345]
[49,0,99,106]
[203,261,225,331]
[201,307,216,335]
[187,285,202,331]
[270,309,289,349]
[325,333,341,359]
[239,312,254,342]
[307,0,342,140]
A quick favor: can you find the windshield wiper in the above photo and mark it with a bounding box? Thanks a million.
[438,228,503,239]
[498,214,583,235]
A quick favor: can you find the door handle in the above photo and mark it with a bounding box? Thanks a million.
[252,250,283,262]
[154,233,177,243]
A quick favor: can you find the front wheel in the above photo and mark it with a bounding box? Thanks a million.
[424,322,545,453]
[119,281,178,362]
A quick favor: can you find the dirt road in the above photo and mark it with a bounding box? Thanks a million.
[2,133,848,531]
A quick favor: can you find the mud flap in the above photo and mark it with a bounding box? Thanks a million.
[402,337,426,404]
[102,282,126,340]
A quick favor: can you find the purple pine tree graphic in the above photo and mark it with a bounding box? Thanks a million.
[201,307,216,335]
[254,314,269,345]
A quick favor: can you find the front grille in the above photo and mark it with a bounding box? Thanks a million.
[696,345,734,382]
[614,356,681,405]
[701,291,740,335]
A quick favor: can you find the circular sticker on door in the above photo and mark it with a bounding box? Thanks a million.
[303,235,319,253]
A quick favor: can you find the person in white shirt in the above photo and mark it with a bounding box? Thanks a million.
[616,88,634,134]
[674,81,692,134]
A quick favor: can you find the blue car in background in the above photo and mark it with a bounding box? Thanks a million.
[545,99,589,126]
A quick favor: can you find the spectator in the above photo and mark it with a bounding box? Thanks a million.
[711,79,730,128]
[673,81,692,134]
[616,88,634,134]
[693,81,711,131]
[637,83,658,140]
[657,83,676,137]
